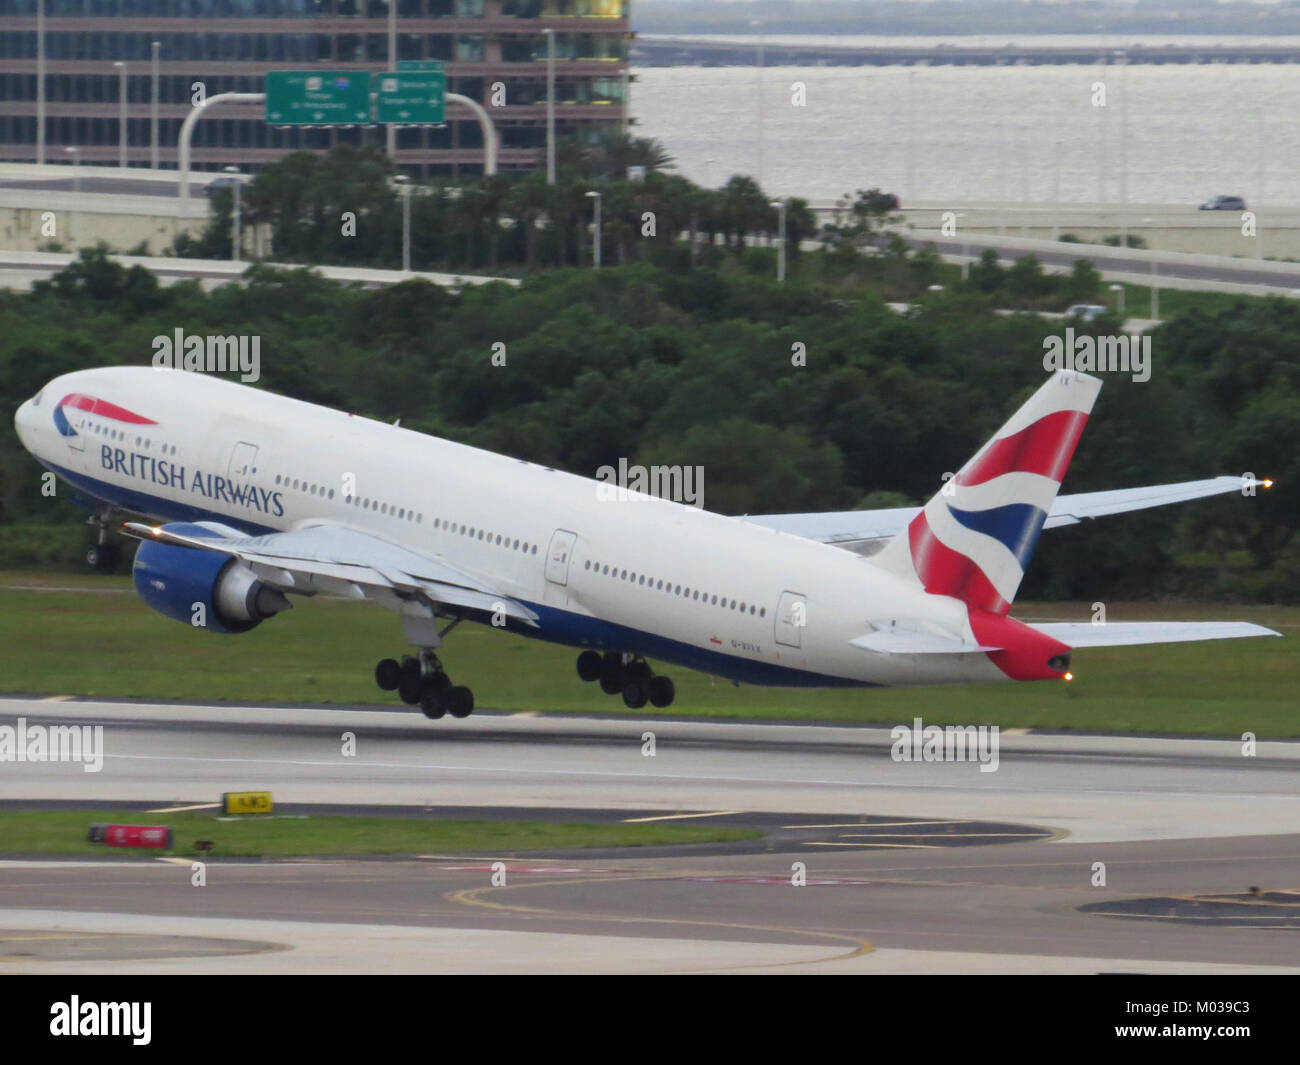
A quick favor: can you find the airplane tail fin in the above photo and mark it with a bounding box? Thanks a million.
[872,370,1103,615]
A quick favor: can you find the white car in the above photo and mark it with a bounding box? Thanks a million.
[1065,304,1108,322]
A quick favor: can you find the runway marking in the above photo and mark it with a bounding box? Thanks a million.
[40,695,73,702]
[622,811,743,823]
[805,841,939,849]
[780,827,977,832]
[155,857,193,866]
[0,932,108,942]
[1085,910,1299,925]
[838,831,1050,839]
[146,802,220,813]
[511,712,540,718]
[413,854,569,862]
[446,873,874,970]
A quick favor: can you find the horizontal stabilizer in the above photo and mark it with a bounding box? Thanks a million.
[1030,621,1281,648]
[1045,476,1270,527]
[850,621,1000,655]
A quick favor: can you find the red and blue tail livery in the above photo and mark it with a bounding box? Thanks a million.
[877,370,1100,616]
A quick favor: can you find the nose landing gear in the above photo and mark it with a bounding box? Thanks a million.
[85,507,120,573]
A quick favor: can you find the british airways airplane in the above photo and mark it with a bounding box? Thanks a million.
[12,365,1279,719]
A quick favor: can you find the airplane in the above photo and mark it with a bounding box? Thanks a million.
[12,365,1280,719]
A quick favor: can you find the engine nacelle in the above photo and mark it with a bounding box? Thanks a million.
[132,523,290,634]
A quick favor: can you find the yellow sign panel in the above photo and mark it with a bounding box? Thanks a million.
[223,791,273,815]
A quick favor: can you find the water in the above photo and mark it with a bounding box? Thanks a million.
[630,57,1300,205]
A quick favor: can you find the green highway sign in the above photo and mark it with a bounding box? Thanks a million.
[265,71,372,125]
[376,71,446,125]
[397,60,445,73]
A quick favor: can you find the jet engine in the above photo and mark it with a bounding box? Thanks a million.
[132,522,290,634]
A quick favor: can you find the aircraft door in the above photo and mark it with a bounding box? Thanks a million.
[545,529,578,586]
[227,441,259,480]
[775,591,806,649]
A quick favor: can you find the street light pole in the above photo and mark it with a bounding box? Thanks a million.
[752,20,765,186]
[386,0,397,160]
[585,190,601,267]
[395,175,411,272]
[36,0,45,164]
[223,166,242,262]
[150,41,160,169]
[544,28,556,185]
[114,61,128,167]
[1118,49,1128,248]
[771,198,786,281]
[906,69,916,203]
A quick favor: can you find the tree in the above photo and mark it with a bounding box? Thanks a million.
[1059,259,1102,306]
[563,130,676,181]
[969,248,1005,294]
[718,175,770,257]
[1003,254,1055,308]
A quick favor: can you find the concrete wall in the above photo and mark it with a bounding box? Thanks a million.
[811,201,1300,260]
[0,202,207,256]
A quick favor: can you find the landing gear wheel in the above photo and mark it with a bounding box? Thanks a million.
[397,671,424,705]
[445,685,475,718]
[648,675,676,708]
[420,688,446,719]
[599,669,625,695]
[85,542,118,573]
[576,650,603,682]
[625,658,652,682]
[621,678,648,710]
[375,658,402,691]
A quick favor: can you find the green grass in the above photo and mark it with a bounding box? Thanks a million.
[0,810,759,858]
[0,573,1294,736]
[1113,282,1278,321]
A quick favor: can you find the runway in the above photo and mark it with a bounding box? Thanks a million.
[1,696,1298,973]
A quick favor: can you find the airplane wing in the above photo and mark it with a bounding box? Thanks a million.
[121,520,539,626]
[1029,621,1281,648]
[743,476,1269,553]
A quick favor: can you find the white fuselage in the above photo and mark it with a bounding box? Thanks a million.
[15,367,1006,688]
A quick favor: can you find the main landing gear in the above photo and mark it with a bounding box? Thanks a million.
[85,507,120,573]
[576,650,675,709]
[374,649,475,720]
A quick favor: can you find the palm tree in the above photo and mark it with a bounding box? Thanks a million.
[718,175,769,256]
[504,173,552,269]
[559,131,676,181]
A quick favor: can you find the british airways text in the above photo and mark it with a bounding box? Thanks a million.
[100,445,284,516]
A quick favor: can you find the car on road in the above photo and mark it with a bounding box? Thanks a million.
[204,175,242,196]
[1199,194,1246,211]
[1065,303,1109,322]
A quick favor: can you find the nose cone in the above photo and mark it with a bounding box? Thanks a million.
[13,398,33,452]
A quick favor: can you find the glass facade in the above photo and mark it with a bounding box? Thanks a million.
[0,0,630,175]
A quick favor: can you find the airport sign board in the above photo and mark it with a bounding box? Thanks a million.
[266,71,372,125]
